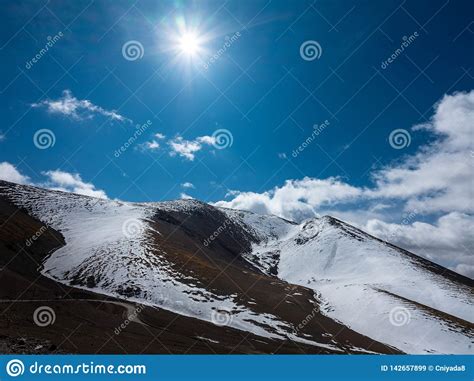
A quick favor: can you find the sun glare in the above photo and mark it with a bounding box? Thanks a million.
[163,17,212,68]
[178,32,201,56]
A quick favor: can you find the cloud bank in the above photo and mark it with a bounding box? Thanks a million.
[215,90,474,278]
[0,162,108,199]
[0,162,30,184]
[42,170,108,199]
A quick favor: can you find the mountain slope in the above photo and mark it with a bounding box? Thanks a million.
[228,210,473,354]
[0,180,395,354]
[0,180,472,354]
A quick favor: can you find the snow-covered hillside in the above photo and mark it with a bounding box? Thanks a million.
[0,181,472,354]
[234,213,474,354]
[0,182,346,351]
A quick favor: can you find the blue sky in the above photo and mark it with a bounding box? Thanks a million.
[0,0,473,276]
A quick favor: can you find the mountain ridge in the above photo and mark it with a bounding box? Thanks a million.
[0,180,472,354]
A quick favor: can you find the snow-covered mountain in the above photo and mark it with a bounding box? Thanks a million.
[0,180,472,354]
[223,209,473,354]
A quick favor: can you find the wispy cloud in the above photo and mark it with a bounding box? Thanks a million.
[32,89,130,123]
[140,132,166,152]
[140,133,218,159]
[168,135,215,161]
[196,135,216,145]
[143,140,160,150]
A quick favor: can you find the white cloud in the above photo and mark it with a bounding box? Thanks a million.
[180,193,194,200]
[42,170,108,199]
[0,133,5,142]
[32,89,129,123]
[168,135,215,161]
[141,133,215,159]
[366,91,474,214]
[139,133,167,152]
[0,162,108,199]
[145,140,160,150]
[214,90,474,278]
[365,212,473,274]
[196,135,216,145]
[0,162,30,184]
[169,137,201,160]
[216,177,362,221]
[181,182,195,189]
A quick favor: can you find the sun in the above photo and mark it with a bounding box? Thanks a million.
[178,32,201,56]
[161,18,212,68]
